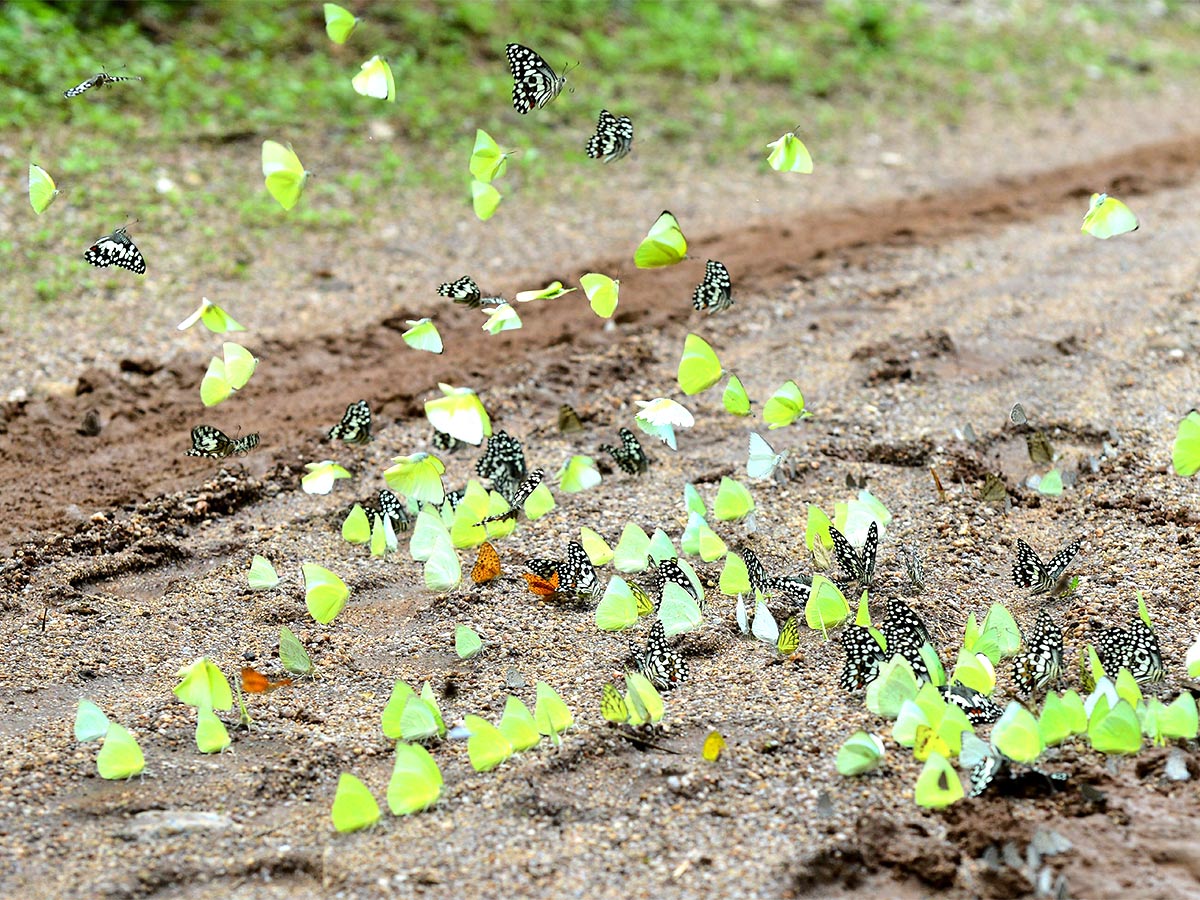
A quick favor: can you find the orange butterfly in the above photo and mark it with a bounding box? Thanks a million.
[521,570,559,597]
[241,667,293,694]
[471,541,501,584]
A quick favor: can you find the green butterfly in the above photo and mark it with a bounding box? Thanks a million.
[248,554,280,591]
[387,742,443,815]
[676,333,722,395]
[424,383,492,446]
[1081,192,1138,239]
[302,460,352,495]
[200,341,257,407]
[331,773,381,833]
[766,129,814,174]
[634,210,687,268]
[323,3,360,43]
[177,297,245,334]
[302,563,350,623]
[469,129,511,183]
[352,55,395,102]
[262,140,308,211]
[402,318,443,353]
[836,731,884,776]
[471,179,501,221]
[1172,410,1200,477]
[580,273,619,318]
[28,163,60,214]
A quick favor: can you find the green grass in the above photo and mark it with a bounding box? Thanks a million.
[3,0,1200,303]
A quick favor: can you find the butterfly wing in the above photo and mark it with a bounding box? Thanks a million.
[636,621,689,690]
[561,541,600,601]
[378,489,410,532]
[1011,539,1051,593]
[187,425,235,458]
[586,109,633,163]
[838,625,885,691]
[471,541,501,583]
[437,276,482,307]
[328,400,372,445]
[692,260,733,313]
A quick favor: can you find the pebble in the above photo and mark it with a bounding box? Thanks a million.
[116,811,236,841]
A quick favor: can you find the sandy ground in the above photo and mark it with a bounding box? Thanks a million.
[1,81,1200,899]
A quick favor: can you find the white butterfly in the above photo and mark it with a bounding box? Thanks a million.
[747,433,788,480]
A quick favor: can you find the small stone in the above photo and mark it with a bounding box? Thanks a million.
[1164,749,1190,782]
[117,811,235,842]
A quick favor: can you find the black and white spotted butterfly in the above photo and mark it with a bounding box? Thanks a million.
[505,43,571,114]
[476,430,527,482]
[737,547,809,605]
[830,521,879,587]
[376,489,410,533]
[939,684,1003,726]
[186,425,259,459]
[881,596,935,682]
[432,429,462,453]
[328,400,372,445]
[64,70,142,98]
[631,620,689,691]
[838,625,886,691]
[1095,618,1165,685]
[1011,537,1081,595]
[654,558,698,604]
[599,427,648,475]
[691,259,733,314]
[483,467,544,523]
[561,541,601,601]
[83,225,146,274]
[969,753,1068,798]
[436,276,504,309]
[585,109,633,163]
[1012,609,1063,694]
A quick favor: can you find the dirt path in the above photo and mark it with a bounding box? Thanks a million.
[2,87,1200,900]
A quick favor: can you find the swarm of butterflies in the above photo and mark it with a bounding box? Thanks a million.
[48,11,1170,812]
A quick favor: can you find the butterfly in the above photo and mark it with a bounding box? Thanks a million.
[521,570,559,598]
[1009,402,1028,426]
[691,260,733,314]
[432,429,462,453]
[969,754,1069,798]
[601,682,629,724]
[1095,618,1165,685]
[631,620,689,691]
[881,597,934,681]
[980,472,1008,502]
[830,521,879,587]
[599,427,649,475]
[328,400,372,445]
[377,489,410,533]
[939,684,1003,726]
[645,559,698,606]
[476,430,527,482]
[1011,537,1081,595]
[483,468,544,523]
[777,615,801,657]
[1026,431,1055,464]
[902,543,925,593]
[1012,609,1063,694]
[63,70,142,98]
[443,488,466,509]
[240,667,293,694]
[471,541,501,584]
[83,225,146,274]
[437,276,504,309]
[838,625,885,691]
[557,404,584,433]
[529,542,600,602]
[505,43,570,114]
[186,425,259,458]
[585,109,633,163]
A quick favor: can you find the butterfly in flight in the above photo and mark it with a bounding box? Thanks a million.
[437,276,504,309]
[64,70,142,98]
[691,260,733,314]
[830,521,879,587]
[631,621,689,691]
[483,468,544,523]
[186,425,259,459]
[505,43,572,114]
[1011,537,1081,595]
[599,427,649,475]
[1094,617,1164,685]
[83,225,146,274]
[1012,609,1063,694]
[328,400,372,445]
[585,109,633,163]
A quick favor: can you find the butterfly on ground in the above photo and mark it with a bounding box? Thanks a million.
[1012,609,1064,694]
[830,521,879,587]
[1011,537,1081,595]
[939,684,1002,726]
[881,597,934,681]
[376,489,410,533]
[902,543,925,593]
[776,615,801,657]
[585,109,633,163]
[63,70,142,98]
[186,425,259,458]
[527,541,600,602]
[1026,431,1055,465]
[83,225,146,274]
[241,667,292,694]
[630,621,689,691]
[1009,402,1029,426]
[505,43,572,114]
[980,472,1008,503]
[471,541,501,584]
[521,570,559,598]
[557,404,584,433]
[838,625,885,691]
[483,468,544,523]
[328,400,372,445]
[600,682,630,723]
[1094,618,1165,685]
[437,276,504,309]
[691,260,733,314]
[644,558,698,606]
[476,430,527,482]
[969,754,1069,798]
[736,546,811,605]
[599,427,649,475]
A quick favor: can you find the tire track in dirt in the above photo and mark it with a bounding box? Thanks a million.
[4,133,1199,548]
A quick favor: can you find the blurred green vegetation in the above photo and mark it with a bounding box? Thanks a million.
[3,0,1199,301]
